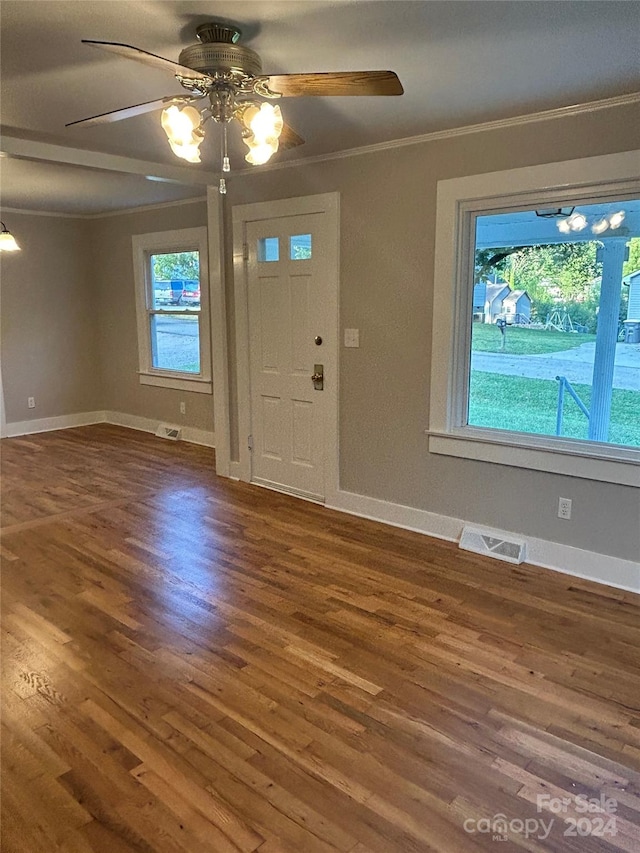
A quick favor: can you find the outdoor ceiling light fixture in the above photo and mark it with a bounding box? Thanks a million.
[556,208,626,236]
[0,222,21,252]
[535,207,575,219]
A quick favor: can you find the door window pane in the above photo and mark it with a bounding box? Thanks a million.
[257,237,279,262]
[150,314,200,373]
[290,233,312,260]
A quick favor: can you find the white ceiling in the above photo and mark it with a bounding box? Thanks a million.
[1,0,639,215]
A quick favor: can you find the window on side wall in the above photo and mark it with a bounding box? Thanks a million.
[429,152,640,487]
[132,227,212,394]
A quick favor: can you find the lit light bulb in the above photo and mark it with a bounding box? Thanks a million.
[161,106,200,142]
[557,219,571,234]
[248,103,283,141]
[0,231,20,251]
[161,106,204,162]
[244,140,278,166]
[608,210,625,229]
[591,217,609,235]
[167,138,202,163]
[239,103,284,166]
[567,212,587,231]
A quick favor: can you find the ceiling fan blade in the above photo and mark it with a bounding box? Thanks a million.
[65,95,204,128]
[81,40,213,83]
[278,124,305,150]
[255,70,403,97]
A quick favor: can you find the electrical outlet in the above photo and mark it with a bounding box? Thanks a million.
[558,497,572,520]
[27,396,35,409]
[179,401,186,415]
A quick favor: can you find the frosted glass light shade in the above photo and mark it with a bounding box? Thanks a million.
[161,106,203,162]
[0,230,20,251]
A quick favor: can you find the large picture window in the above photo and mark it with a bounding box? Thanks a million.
[429,152,640,486]
[469,202,639,448]
[133,227,211,393]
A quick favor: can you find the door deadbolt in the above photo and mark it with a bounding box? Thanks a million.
[311,364,324,390]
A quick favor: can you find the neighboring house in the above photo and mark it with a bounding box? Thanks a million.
[484,282,511,323]
[472,281,532,324]
[472,282,487,320]
[502,290,531,324]
[625,269,640,319]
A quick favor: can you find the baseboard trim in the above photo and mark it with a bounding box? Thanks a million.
[3,415,636,591]
[3,410,215,449]
[4,410,107,437]
[104,411,215,448]
[327,489,639,594]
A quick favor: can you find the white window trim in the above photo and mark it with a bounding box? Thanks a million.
[429,150,640,487]
[132,226,212,393]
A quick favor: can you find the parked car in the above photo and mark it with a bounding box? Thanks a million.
[153,280,200,307]
[180,280,201,306]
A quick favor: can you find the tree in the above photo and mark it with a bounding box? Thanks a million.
[623,237,640,278]
[152,251,199,282]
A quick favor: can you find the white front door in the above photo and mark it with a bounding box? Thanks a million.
[240,198,338,502]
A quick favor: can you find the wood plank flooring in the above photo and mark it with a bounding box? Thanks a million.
[1,424,639,852]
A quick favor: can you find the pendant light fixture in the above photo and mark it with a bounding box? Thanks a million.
[0,222,21,252]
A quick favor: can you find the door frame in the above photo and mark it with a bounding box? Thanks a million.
[231,192,340,502]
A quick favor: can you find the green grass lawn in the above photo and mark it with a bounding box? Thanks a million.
[472,324,596,355]
[469,372,640,447]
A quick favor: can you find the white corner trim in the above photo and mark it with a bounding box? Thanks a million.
[328,489,639,594]
[104,411,215,447]
[208,186,231,477]
[4,411,107,437]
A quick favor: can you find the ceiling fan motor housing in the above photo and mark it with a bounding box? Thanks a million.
[179,22,262,78]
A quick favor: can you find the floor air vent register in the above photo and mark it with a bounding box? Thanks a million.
[459,526,527,564]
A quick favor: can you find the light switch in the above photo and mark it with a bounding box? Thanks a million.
[344,328,360,348]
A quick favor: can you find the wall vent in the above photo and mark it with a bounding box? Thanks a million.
[155,423,182,441]
[459,526,527,564]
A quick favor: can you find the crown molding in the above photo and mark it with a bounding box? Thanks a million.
[2,92,638,215]
[257,92,640,175]
[0,194,207,221]
[0,206,87,220]
[84,194,207,220]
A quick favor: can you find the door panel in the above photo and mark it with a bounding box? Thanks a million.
[246,211,331,500]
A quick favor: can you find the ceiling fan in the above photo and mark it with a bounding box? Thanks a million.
[67,21,404,191]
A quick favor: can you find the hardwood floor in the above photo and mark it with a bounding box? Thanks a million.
[1,424,639,852]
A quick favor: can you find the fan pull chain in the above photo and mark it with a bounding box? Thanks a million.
[219,123,230,194]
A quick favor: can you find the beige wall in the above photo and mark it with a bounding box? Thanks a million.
[88,200,213,433]
[0,213,101,422]
[221,101,640,563]
[1,103,637,564]
[1,201,213,434]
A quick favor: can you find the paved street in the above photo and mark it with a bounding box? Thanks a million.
[472,341,640,391]
[153,315,199,372]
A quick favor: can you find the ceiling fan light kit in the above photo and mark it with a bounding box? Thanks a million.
[67,21,403,192]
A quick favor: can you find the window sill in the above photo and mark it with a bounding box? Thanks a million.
[427,428,640,487]
[139,373,212,394]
